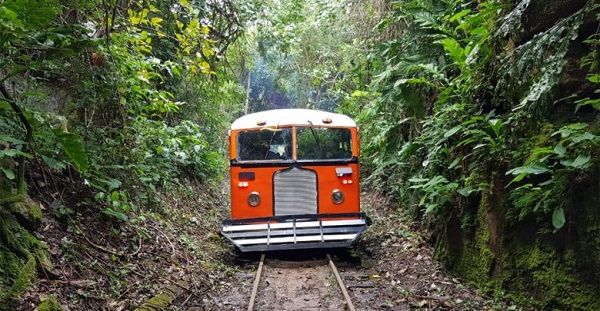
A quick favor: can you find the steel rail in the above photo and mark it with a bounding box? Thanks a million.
[327,253,356,311]
[247,253,265,311]
[247,253,356,311]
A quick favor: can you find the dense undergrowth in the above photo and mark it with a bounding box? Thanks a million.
[350,0,600,309]
[2,0,599,310]
[1,0,246,307]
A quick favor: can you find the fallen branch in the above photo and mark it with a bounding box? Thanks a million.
[81,231,143,257]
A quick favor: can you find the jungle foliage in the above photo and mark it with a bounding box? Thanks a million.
[349,0,600,309]
[237,0,600,309]
[0,0,249,219]
[1,0,599,309]
[1,0,252,302]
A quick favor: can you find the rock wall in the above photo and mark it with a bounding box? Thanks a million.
[434,1,600,309]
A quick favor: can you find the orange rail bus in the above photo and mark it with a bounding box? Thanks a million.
[221,109,370,252]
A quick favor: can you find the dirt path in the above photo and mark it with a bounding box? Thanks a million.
[255,258,345,311]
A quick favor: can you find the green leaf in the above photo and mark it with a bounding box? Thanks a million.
[506,163,550,175]
[561,154,591,168]
[111,191,120,202]
[40,154,67,170]
[0,149,32,158]
[444,125,462,138]
[408,177,429,183]
[103,208,129,221]
[572,132,598,143]
[0,135,26,145]
[531,147,554,156]
[53,130,88,172]
[509,173,527,184]
[1,168,15,180]
[553,144,566,156]
[449,9,471,22]
[458,186,476,196]
[424,203,439,214]
[552,208,565,230]
[439,38,466,65]
[488,119,503,137]
[448,158,460,169]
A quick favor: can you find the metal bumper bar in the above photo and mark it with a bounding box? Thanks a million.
[221,213,370,252]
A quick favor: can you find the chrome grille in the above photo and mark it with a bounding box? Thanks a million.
[273,168,317,216]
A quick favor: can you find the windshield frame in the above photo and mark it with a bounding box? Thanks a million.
[234,126,355,163]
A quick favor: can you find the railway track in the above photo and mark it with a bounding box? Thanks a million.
[246,253,357,311]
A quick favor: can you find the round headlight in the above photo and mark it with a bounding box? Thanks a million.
[248,192,261,207]
[331,189,344,204]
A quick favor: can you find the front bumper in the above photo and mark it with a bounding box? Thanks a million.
[221,212,371,252]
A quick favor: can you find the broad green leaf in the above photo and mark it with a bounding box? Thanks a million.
[488,119,503,137]
[424,203,439,214]
[53,130,88,172]
[103,208,128,221]
[561,154,590,168]
[448,158,460,169]
[506,163,550,175]
[180,0,191,9]
[458,186,476,196]
[449,9,471,22]
[553,144,566,156]
[1,168,15,180]
[444,125,462,138]
[0,135,26,145]
[552,208,566,230]
[439,38,466,65]
[509,173,527,184]
[572,132,598,143]
[408,177,429,183]
[40,154,67,171]
[552,123,588,137]
[0,149,33,158]
[94,192,105,201]
[111,191,120,202]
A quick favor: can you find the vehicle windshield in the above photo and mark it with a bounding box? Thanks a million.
[237,128,292,161]
[296,127,352,160]
[236,127,352,161]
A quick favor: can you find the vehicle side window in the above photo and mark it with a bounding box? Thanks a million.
[296,127,352,160]
[237,128,292,161]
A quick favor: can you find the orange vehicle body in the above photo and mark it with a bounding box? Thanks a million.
[221,109,369,252]
[229,129,360,219]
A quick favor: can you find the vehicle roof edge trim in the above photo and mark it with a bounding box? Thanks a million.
[231,109,356,130]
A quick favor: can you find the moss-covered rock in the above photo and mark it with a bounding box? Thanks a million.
[134,285,181,311]
[7,197,43,230]
[0,245,23,292]
[0,210,53,304]
[500,242,600,310]
[435,159,600,310]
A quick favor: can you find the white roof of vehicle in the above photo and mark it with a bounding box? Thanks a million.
[231,109,356,130]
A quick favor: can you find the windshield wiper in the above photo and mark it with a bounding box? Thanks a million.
[307,120,323,156]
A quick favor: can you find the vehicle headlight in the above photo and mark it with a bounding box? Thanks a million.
[248,192,261,207]
[331,189,344,204]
